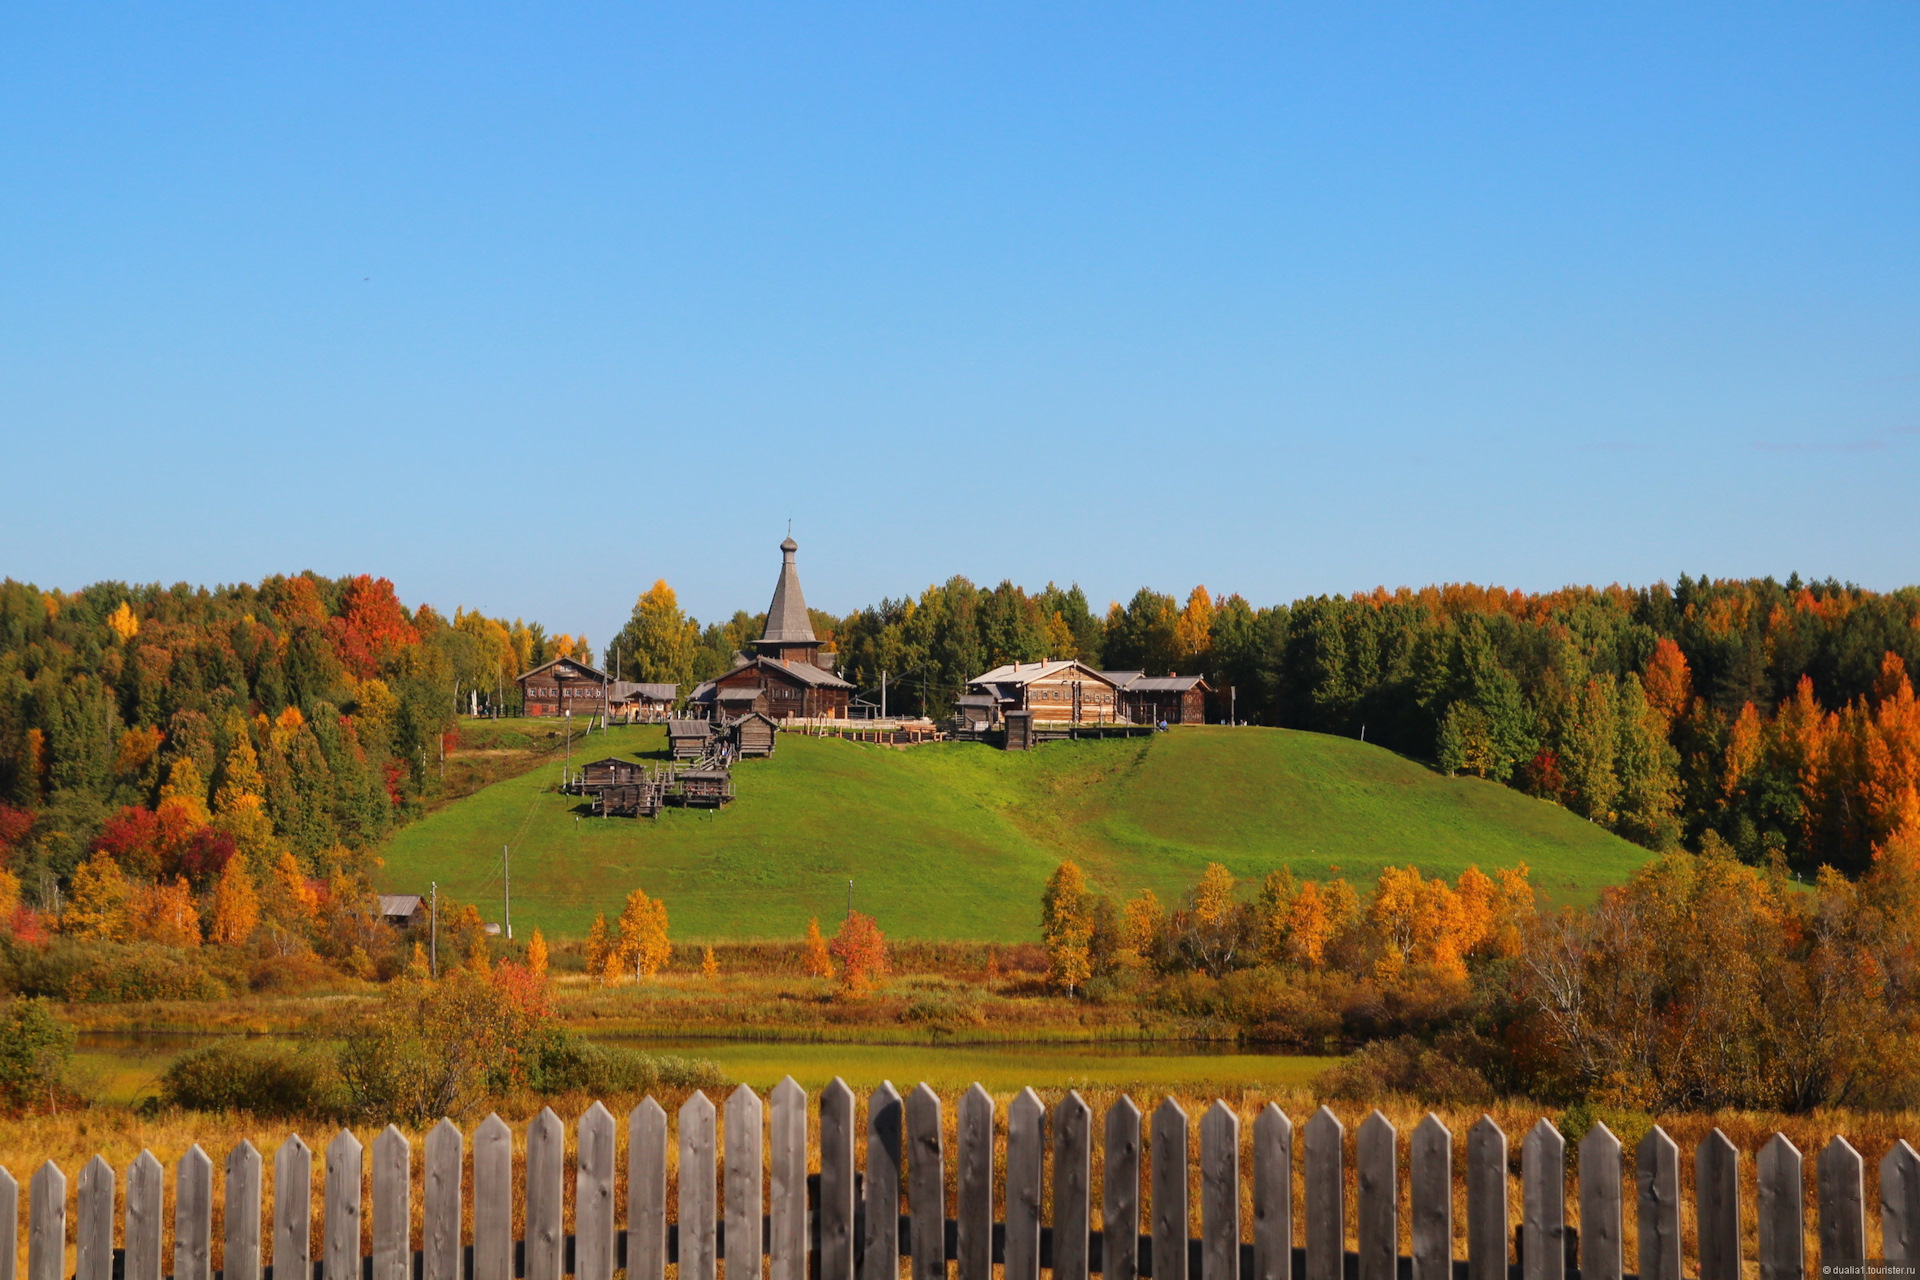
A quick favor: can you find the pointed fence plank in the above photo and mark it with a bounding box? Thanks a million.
[1357,1113,1397,1280]
[1410,1116,1452,1280]
[576,1104,617,1280]
[1697,1130,1741,1280]
[27,1163,64,1280]
[125,1150,165,1280]
[1758,1134,1805,1280]
[628,1101,668,1280]
[1153,1098,1191,1280]
[1882,1141,1920,1264]
[1006,1088,1047,1280]
[770,1079,808,1280]
[224,1142,262,1280]
[1820,1137,1867,1269]
[1254,1107,1293,1280]
[1304,1107,1345,1280]
[1578,1123,1623,1280]
[820,1079,858,1280]
[527,1109,565,1280]
[680,1093,719,1280]
[863,1084,902,1280]
[274,1137,312,1280]
[0,1165,20,1280]
[1104,1097,1143,1280]
[1054,1092,1093,1280]
[423,1121,463,1280]
[1202,1102,1241,1280]
[1637,1128,1681,1280]
[77,1155,112,1280]
[325,1131,363,1280]
[1467,1118,1508,1280]
[957,1084,996,1280]
[907,1085,946,1280]
[729,1087,767,1280]
[473,1116,512,1280]
[1521,1119,1565,1280]
[373,1128,411,1280]
[175,1148,212,1280]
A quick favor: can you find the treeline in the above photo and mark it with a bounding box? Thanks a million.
[622,573,1920,870]
[0,573,586,907]
[1046,829,1920,1113]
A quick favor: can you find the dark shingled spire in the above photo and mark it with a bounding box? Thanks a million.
[761,536,816,644]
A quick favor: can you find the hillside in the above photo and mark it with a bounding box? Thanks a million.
[377,725,1654,940]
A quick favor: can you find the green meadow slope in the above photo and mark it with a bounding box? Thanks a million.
[378,726,1653,941]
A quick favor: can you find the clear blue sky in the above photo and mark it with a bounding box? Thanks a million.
[3,3,1915,647]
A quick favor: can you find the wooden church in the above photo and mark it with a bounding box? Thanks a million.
[689,537,854,720]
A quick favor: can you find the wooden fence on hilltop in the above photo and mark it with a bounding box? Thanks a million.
[7,1080,1919,1280]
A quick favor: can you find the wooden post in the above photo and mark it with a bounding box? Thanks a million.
[628,1101,668,1280]
[1578,1123,1623,1280]
[1521,1119,1565,1280]
[424,1121,463,1280]
[1468,1118,1509,1280]
[1201,1102,1241,1280]
[124,1151,164,1280]
[1637,1127,1682,1280]
[224,1142,262,1280]
[1253,1106,1293,1280]
[1697,1130,1741,1280]
[864,1084,901,1280]
[274,1137,312,1280]
[1758,1134,1805,1280]
[1821,1137,1867,1270]
[76,1156,112,1280]
[173,1147,212,1280]
[728,1087,767,1280]
[770,1078,808,1280]
[957,1084,995,1280]
[576,1104,617,1280]
[1357,1113,1397,1280]
[679,1093,718,1280]
[1006,1089,1046,1280]
[1054,1092,1093,1280]
[820,1079,857,1280]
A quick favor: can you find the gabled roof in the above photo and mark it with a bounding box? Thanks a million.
[378,895,423,918]
[583,756,640,769]
[716,687,762,702]
[967,659,1117,689]
[667,718,716,735]
[516,656,608,683]
[760,537,816,645]
[1100,671,1146,689]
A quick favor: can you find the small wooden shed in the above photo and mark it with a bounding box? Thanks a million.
[580,757,645,789]
[667,719,715,761]
[732,711,779,759]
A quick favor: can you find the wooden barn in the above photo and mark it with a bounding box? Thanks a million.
[731,711,779,759]
[580,756,646,788]
[667,719,716,761]
[687,537,853,721]
[517,657,610,718]
[609,682,678,719]
[964,659,1125,724]
[1115,674,1213,725]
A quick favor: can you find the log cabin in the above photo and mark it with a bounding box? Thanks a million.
[687,537,853,720]
[731,711,779,759]
[609,682,679,719]
[517,657,610,718]
[964,660,1125,724]
[667,718,717,761]
[1114,674,1213,725]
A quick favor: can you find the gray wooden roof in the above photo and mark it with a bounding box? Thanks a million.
[1127,675,1211,692]
[760,536,816,644]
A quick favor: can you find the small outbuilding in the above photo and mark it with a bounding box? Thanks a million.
[667,719,717,761]
[1115,674,1213,725]
[731,711,779,759]
[378,895,425,928]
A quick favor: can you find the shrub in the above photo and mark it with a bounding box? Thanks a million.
[1556,1100,1654,1162]
[0,998,75,1114]
[160,1041,336,1117]
[1320,1035,1494,1106]
[522,1032,726,1095]
[16,940,228,1002]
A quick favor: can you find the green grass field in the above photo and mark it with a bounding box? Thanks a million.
[379,724,1652,940]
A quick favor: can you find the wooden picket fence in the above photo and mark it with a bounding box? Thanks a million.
[7,1080,1920,1280]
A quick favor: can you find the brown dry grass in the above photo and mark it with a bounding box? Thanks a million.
[0,1088,1913,1280]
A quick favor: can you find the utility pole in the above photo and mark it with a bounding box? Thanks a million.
[1231,686,1236,725]
[430,881,438,978]
[881,669,887,720]
[847,879,853,918]
[503,846,512,941]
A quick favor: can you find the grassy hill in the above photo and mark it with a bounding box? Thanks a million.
[378,725,1653,941]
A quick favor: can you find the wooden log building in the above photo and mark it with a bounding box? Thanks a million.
[515,656,611,718]
[964,659,1125,724]
[732,711,779,759]
[609,682,679,718]
[689,537,853,721]
[1109,672,1213,725]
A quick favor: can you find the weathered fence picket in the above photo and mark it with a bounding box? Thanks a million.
[223,1141,261,1280]
[125,1150,164,1280]
[1104,1096,1142,1280]
[1152,1098,1189,1280]
[1409,1115,1450,1280]
[15,1087,1920,1280]
[1053,1092,1092,1280]
[173,1146,211,1280]
[863,1083,902,1280]
[1251,1105,1291,1280]
[907,1084,945,1280]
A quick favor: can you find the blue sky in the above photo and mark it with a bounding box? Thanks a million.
[3,3,1916,646]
